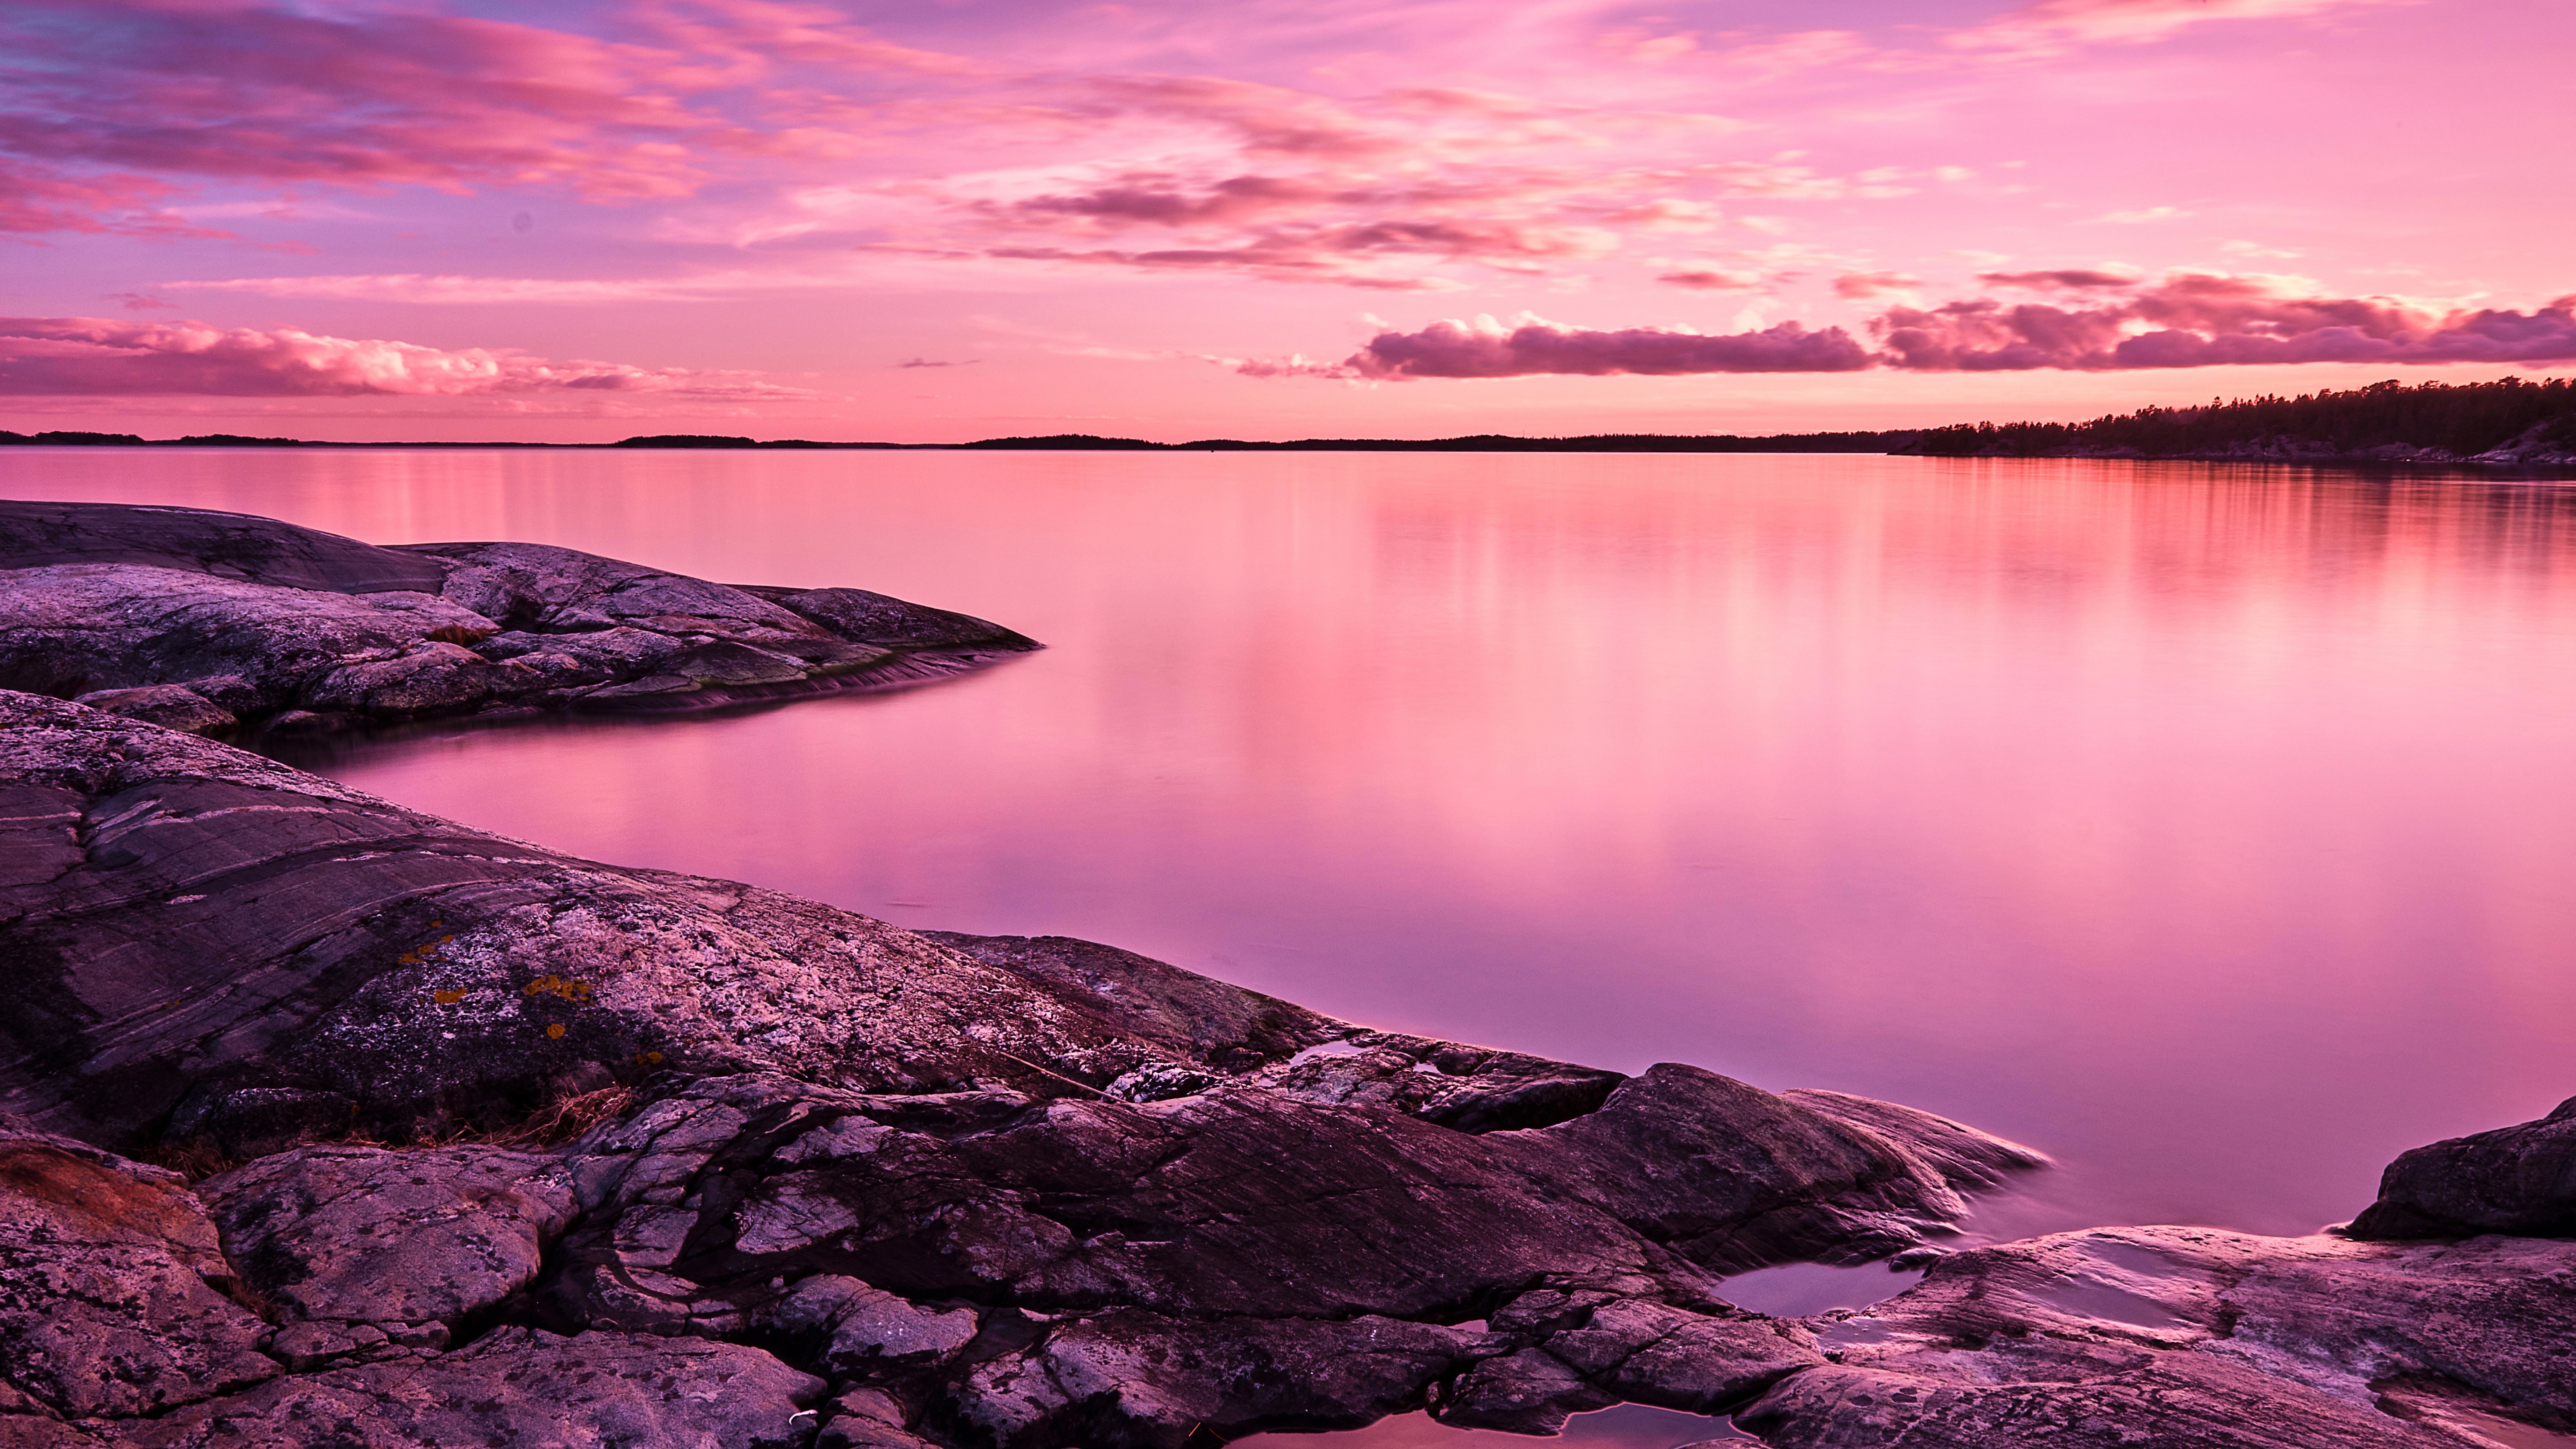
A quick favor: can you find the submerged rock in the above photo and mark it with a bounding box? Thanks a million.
[0,500,1040,735]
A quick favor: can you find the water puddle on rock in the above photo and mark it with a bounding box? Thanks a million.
[1237,1403,1756,1449]
[1716,1261,1924,1318]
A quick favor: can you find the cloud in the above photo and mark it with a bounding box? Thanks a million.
[1976,268,2142,290]
[0,163,222,238]
[2091,205,2192,223]
[1832,271,1919,301]
[1332,313,1872,379]
[1236,273,2576,382]
[1657,268,1768,290]
[0,316,804,396]
[1873,273,2576,369]
[1953,0,2401,54]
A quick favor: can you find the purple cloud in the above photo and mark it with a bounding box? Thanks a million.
[1976,268,2141,290]
[1342,315,1872,379]
[0,316,804,396]
[1876,274,2576,370]
[1238,274,2576,382]
[1833,270,1920,300]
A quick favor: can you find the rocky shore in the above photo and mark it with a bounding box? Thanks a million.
[1,506,2571,1449]
[0,500,1039,739]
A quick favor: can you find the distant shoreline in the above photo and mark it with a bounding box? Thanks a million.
[0,429,1908,453]
[7,375,2575,467]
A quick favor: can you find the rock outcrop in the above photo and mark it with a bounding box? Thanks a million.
[7,548,2568,1448]
[1731,1224,2576,1448]
[0,500,1038,736]
[0,688,2059,1448]
[2346,1096,2576,1241]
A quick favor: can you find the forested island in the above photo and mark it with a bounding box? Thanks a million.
[1895,376,2576,463]
[3,377,2572,464]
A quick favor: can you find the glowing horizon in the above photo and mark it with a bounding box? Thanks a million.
[3,0,2570,442]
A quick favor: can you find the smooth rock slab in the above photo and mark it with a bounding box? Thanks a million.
[115,1327,824,1449]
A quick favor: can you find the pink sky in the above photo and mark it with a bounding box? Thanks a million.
[2,0,2571,442]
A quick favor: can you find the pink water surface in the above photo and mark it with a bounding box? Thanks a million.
[8,447,2575,1243]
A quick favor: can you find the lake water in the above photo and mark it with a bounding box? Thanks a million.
[9,446,2575,1266]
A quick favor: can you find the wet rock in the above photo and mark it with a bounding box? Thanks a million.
[68,685,233,736]
[1734,1225,2576,1448]
[1434,1348,1615,1432]
[116,1327,824,1449]
[2346,1096,2576,1240]
[756,586,1038,652]
[0,1119,275,1418]
[0,502,1038,735]
[1514,1064,2051,1273]
[197,1145,576,1345]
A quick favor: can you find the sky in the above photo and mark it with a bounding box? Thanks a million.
[1,0,2572,442]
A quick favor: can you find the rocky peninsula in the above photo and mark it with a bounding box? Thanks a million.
[0,500,1038,739]
[0,505,2570,1449]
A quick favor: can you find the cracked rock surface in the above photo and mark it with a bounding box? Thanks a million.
[0,500,1038,736]
[0,690,2062,1448]
[1731,1222,2576,1448]
[6,603,2566,1447]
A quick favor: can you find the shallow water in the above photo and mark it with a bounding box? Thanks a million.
[9,446,2576,1245]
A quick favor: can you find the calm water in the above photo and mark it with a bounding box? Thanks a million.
[10,447,2576,1256]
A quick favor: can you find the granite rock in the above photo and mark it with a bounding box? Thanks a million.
[0,1120,274,1420]
[2346,1095,2576,1240]
[1735,1224,2576,1448]
[197,1144,577,1350]
[0,501,1037,735]
[67,686,234,737]
[114,1327,823,1449]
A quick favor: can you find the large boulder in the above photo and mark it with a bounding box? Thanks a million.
[2346,1096,2576,1240]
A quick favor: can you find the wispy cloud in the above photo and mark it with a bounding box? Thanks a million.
[1952,0,2406,56]
[0,316,804,396]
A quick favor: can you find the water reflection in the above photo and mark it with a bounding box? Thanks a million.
[9,447,2576,1238]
